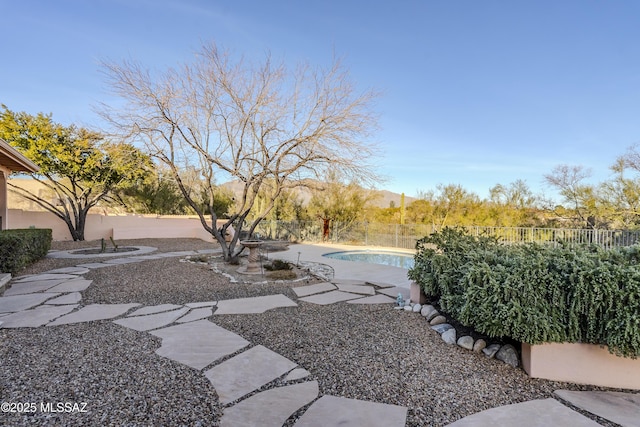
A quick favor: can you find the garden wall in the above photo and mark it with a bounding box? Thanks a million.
[522,342,640,390]
[8,209,220,242]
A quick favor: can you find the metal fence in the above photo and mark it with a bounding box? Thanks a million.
[253,220,640,250]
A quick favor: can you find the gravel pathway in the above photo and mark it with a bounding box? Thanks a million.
[0,238,616,426]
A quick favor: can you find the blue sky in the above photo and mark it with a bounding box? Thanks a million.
[3,1,640,200]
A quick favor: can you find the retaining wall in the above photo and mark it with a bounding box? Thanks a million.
[522,342,640,390]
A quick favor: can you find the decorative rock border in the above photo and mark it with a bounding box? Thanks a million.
[396,301,520,368]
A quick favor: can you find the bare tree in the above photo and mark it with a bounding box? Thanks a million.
[100,43,380,261]
[544,164,598,228]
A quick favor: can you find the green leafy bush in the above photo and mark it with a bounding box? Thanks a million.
[264,259,293,271]
[409,227,640,358]
[0,229,52,274]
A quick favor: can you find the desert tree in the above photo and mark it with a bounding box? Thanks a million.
[100,43,380,261]
[488,179,540,226]
[544,164,600,228]
[599,147,640,228]
[0,105,151,240]
[307,171,380,238]
[431,184,481,228]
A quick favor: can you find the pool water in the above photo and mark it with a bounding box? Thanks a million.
[322,250,415,269]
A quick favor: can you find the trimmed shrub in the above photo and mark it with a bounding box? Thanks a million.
[264,259,293,271]
[0,229,52,274]
[409,227,640,358]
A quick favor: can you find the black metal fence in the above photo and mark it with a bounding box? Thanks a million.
[253,220,640,250]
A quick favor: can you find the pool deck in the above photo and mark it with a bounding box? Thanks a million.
[266,243,413,288]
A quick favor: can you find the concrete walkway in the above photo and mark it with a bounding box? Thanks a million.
[1,243,637,426]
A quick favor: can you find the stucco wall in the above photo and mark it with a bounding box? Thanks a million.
[522,342,640,390]
[8,209,220,242]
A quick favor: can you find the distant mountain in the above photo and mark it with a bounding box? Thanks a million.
[219,180,415,209]
[373,190,417,208]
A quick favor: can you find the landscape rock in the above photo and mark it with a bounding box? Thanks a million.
[457,335,474,350]
[430,323,453,334]
[420,305,435,317]
[412,303,422,313]
[441,328,457,344]
[425,308,440,322]
[429,315,447,326]
[496,344,519,367]
[472,339,487,353]
[404,305,413,311]
[482,344,501,358]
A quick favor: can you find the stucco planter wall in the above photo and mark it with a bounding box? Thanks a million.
[522,342,640,390]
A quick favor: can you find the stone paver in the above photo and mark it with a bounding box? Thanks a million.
[214,294,297,315]
[45,267,90,275]
[298,291,363,305]
[48,303,141,325]
[45,292,82,305]
[185,301,217,308]
[365,280,396,288]
[220,381,319,427]
[46,246,158,259]
[331,279,367,286]
[75,263,112,269]
[150,320,249,370]
[554,390,640,427]
[176,307,213,323]
[128,304,184,316]
[285,368,311,381]
[292,282,337,297]
[335,284,376,295]
[346,294,396,304]
[103,258,143,265]
[0,304,78,328]
[294,395,407,427]
[3,279,67,296]
[205,345,298,405]
[114,307,189,331]
[12,273,78,283]
[127,255,165,260]
[0,293,60,313]
[47,279,93,293]
[445,398,601,427]
[377,286,410,299]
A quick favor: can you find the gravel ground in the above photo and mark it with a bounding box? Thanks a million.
[0,239,620,426]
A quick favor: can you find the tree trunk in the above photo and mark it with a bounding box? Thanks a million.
[63,210,87,241]
[75,210,87,241]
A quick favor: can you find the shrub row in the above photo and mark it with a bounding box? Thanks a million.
[0,228,52,275]
[408,227,640,358]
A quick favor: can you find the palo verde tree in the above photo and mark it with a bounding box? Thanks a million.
[0,105,151,240]
[544,164,600,228]
[307,171,379,230]
[101,42,380,261]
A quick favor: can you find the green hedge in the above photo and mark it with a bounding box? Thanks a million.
[408,227,640,358]
[0,229,52,275]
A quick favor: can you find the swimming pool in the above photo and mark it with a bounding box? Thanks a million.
[322,250,415,269]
